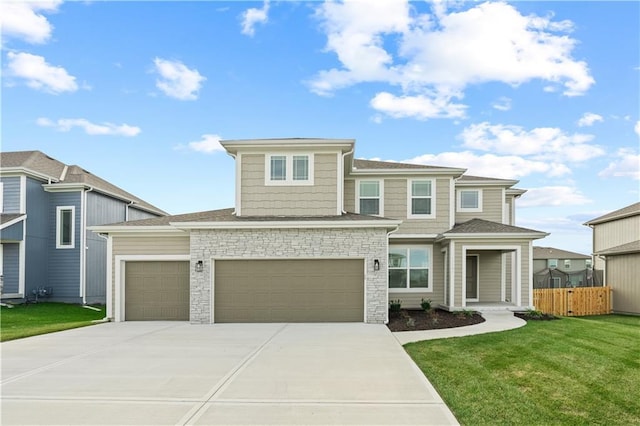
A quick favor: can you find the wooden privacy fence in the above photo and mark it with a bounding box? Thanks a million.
[533,287,612,316]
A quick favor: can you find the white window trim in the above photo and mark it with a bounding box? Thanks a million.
[457,189,483,213]
[388,244,433,293]
[355,179,384,217]
[564,259,571,269]
[548,259,558,269]
[56,206,75,249]
[407,179,435,219]
[264,153,314,186]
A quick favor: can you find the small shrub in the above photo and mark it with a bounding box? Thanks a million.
[455,309,475,318]
[389,299,402,312]
[406,317,416,328]
[420,298,432,312]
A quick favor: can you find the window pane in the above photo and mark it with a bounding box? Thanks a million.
[410,269,429,288]
[409,248,429,267]
[389,270,407,288]
[548,259,558,268]
[360,199,379,215]
[359,181,379,197]
[412,181,431,196]
[564,260,571,269]
[389,248,407,267]
[270,156,286,180]
[412,198,431,215]
[292,155,308,180]
[60,210,72,245]
[460,191,478,208]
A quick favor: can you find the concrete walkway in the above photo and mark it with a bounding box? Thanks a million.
[393,311,527,345]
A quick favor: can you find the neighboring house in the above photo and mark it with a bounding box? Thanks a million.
[532,246,597,288]
[0,151,166,304]
[584,202,640,315]
[91,138,547,324]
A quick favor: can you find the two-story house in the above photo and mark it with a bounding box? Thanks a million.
[532,246,595,288]
[0,151,166,304]
[584,202,640,314]
[91,138,547,323]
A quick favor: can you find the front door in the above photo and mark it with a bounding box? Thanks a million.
[466,255,479,301]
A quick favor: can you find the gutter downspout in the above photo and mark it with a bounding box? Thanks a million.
[226,152,239,216]
[96,232,111,321]
[125,200,134,221]
[341,148,354,214]
[81,186,94,305]
[384,223,401,324]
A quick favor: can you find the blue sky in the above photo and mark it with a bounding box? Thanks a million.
[2,0,639,254]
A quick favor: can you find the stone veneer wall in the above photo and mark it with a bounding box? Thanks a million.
[189,227,389,324]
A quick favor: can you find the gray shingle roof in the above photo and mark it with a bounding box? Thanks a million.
[1,213,26,226]
[596,240,640,256]
[585,202,640,225]
[457,175,517,184]
[446,218,545,234]
[0,151,166,215]
[353,159,460,171]
[533,246,590,260]
[106,208,395,227]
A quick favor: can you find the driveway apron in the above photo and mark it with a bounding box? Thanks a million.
[1,322,458,425]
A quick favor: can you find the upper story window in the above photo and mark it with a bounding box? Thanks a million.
[548,259,558,269]
[564,259,571,269]
[388,245,432,291]
[586,258,592,269]
[56,206,75,249]
[408,179,435,219]
[265,153,314,185]
[457,189,482,212]
[357,180,383,216]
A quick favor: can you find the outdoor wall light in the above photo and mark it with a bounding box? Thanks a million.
[374,259,380,271]
[195,260,204,272]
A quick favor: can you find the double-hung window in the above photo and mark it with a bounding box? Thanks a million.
[266,154,313,185]
[457,189,482,212]
[548,259,558,269]
[408,179,434,218]
[564,259,571,269]
[388,245,432,291]
[56,206,75,249]
[357,180,382,216]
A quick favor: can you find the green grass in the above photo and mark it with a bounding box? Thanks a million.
[405,315,640,426]
[0,302,106,342]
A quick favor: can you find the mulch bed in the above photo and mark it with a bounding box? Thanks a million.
[514,312,559,321]
[387,308,485,332]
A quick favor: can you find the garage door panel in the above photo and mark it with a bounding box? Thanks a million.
[125,261,189,321]
[215,259,364,323]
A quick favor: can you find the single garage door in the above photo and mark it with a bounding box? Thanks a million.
[214,259,364,323]
[125,261,189,321]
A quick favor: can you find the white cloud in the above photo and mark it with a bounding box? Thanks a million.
[241,1,270,37]
[153,58,206,101]
[519,186,592,207]
[310,1,594,119]
[635,120,640,137]
[577,112,603,127]
[187,134,224,154]
[0,1,61,44]
[459,122,605,162]
[491,96,511,111]
[37,117,141,137]
[405,151,571,179]
[6,52,78,94]
[370,91,466,120]
[598,148,640,180]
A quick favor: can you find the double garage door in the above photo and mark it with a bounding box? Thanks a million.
[125,259,364,322]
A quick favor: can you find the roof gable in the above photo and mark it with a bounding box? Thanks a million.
[533,246,590,260]
[585,202,640,225]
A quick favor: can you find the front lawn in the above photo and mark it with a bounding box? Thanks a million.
[406,315,640,425]
[0,302,106,342]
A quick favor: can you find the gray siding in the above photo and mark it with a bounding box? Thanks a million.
[1,243,20,294]
[128,207,158,221]
[469,250,502,302]
[25,177,49,299]
[86,192,126,226]
[344,180,355,212]
[593,216,640,270]
[240,153,339,216]
[2,221,23,241]
[607,252,640,315]
[47,191,82,302]
[1,177,21,213]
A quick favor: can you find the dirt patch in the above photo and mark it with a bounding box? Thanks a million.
[387,309,485,332]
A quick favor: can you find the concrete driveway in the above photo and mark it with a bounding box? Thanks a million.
[1,322,458,425]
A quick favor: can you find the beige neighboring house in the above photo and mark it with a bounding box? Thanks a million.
[90,138,548,324]
[585,202,640,315]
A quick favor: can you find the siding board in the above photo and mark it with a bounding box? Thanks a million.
[47,191,81,301]
[1,243,20,294]
[25,177,49,300]
[1,177,21,213]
